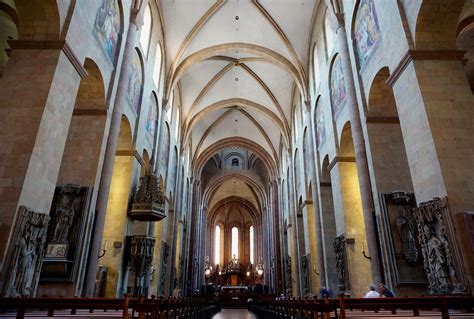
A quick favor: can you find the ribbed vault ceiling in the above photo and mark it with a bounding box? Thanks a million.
[161,0,317,166]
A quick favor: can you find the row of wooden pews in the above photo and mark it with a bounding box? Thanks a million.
[249,295,474,319]
[0,295,221,319]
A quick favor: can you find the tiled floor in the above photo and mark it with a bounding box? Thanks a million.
[212,308,257,319]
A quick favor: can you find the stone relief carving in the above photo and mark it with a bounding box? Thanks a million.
[1,206,49,297]
[413,197,469,295]
[158,241,170,296]
[301,254,310,295]
[334,235,348,294]
[178,255,185,291]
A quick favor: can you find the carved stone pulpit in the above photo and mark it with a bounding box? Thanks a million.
[129,160,167,221]
[128,235,155,296]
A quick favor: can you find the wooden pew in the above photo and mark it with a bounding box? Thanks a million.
[337,295,474,319]
[249,295,474,319]
[0,295,221,319]
[0,295,132,319]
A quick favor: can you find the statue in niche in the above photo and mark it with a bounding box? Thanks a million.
[301,254,310,295]
[334,235,348,293]
[285,256,292,295]
[13,224,36,295]
[395,204,418,264]
[51,187,81,243]
[423,225,451,291]
[414,197,468,295]
[158,241,170,295]
[3,207,49,297]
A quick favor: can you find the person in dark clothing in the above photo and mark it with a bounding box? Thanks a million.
[319,286,333,299]
[378,283,396,297]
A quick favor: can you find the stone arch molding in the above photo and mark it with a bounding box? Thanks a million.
[165,43,308,103]
[203,172,267,209]
[194,137,278,179]
[183,98,289,147]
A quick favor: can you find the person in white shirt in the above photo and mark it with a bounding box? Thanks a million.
[363,284,380,298]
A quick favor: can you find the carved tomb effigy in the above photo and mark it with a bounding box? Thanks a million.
[413,197,470,295]
[0,206,50,297]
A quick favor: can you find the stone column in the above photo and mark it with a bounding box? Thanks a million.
[84,2,145,297]
[287,149,303,296]
[184,177,197,295]
[304,101,327,287]
[277,179,287,293]
[263,206,271,288]
[190,179,201,292]
[153,103,168,175]
[332,12,382,284]
[0,41,83,276]
[271,180,282,294]
[168,157,184,296]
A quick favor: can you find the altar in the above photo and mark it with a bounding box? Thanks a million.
[219,285,250,308]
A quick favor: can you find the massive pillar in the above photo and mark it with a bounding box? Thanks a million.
[389,50,474,289]
[271,180,282,294]
[287,149,303,296]
[0,39,84,295]
[331,8,382,285]
[304,100,326,288]
[84,2,145,297]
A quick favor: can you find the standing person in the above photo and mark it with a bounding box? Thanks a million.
[319,286,330,299]
[378,283,396,297]
[363,284,380,298]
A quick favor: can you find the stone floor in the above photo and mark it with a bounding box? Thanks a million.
[212,308,257,318]
[0,308,473,318]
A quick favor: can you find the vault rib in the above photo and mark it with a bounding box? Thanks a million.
[166,0,226,95]
[252,0,307,91]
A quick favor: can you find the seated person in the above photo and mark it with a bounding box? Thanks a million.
[363,284,380,298]
[378,283,396,297]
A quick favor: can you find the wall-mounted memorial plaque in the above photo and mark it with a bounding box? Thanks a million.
[378,191,428,286]
[40,184,92,283]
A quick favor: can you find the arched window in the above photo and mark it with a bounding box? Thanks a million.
[313,46,320,91]
[231,227,239,259]
[153,43,162,87]
[231,158,239,167]
[140,5,152,57]
[249,225,254,265]
[325,10,334,58]
[214,225,221,265]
